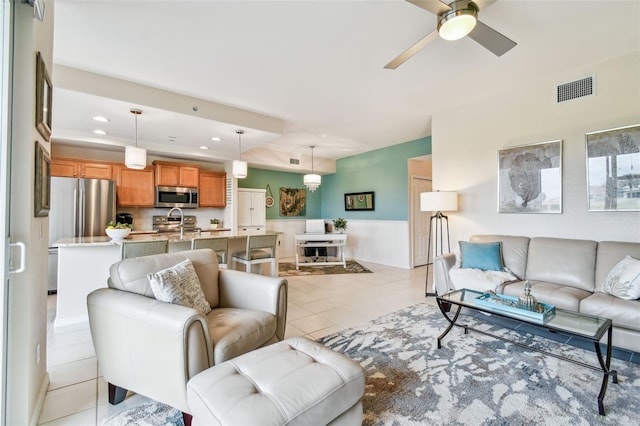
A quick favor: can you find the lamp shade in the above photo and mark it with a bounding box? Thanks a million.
[303,173,321,192]
[125,145,146,170]
[232,160,247,179]
[420,191,458,212]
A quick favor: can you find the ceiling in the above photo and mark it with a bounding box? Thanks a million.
[51,0,640,172]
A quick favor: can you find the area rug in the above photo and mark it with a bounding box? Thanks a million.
[318,303,639,425]
[278,260,372,277]
[102,402,183,426]
[104,304,639,426]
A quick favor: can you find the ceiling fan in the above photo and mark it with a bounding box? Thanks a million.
[385,0,516,69]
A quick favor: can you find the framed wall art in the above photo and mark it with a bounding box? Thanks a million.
[34,141,51,217]
[279,187,306,216]
[498,140,563,214]
[344,191,375,211]
[586,124,640,211]
[35,51,53,141]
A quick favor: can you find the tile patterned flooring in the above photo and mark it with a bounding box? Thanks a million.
[39,260,432,425]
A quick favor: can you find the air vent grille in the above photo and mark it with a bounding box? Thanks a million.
[556,76,594,103]
[289,158,300,165]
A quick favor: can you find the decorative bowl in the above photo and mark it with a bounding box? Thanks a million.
[105,228,131,241]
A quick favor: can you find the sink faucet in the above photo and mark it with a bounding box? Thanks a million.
[167,207,185,240]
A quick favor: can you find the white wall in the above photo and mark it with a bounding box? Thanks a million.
[8,2,55,424]
[433,52,640,245]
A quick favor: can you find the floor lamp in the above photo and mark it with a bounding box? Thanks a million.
[420,191,458,297]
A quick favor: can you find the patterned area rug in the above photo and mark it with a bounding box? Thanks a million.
[318,303,639,425]
[278,260,372,277]
[103,304,639,426]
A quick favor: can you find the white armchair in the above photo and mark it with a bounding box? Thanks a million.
[87,249,287,424]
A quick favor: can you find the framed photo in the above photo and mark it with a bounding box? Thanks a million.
[344,191,375,211]
[586,124,640,211]
[35,51,53,141]
[34,141,51,217]
[498,140,562,214]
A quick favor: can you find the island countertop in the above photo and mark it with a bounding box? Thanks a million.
[54,230,278,247]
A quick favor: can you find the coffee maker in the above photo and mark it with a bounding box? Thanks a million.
[116,212,133,227]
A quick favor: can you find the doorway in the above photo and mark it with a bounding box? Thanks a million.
[411,176,432,267]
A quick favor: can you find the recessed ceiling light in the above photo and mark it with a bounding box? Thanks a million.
[211,137,223,142]
[93,116,110,122]
[93,129,107,135]
[200,146,209,150]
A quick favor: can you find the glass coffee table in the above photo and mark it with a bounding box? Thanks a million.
[436,288,618,416]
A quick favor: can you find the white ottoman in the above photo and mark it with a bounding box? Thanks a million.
[187,337,365,426]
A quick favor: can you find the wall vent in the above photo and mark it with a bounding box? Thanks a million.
[289,158,300,165]
[556,75,594,103]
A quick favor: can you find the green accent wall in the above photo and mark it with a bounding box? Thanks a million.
[239,168,322,219]
[239,136,431,221]
[322,137,431,220]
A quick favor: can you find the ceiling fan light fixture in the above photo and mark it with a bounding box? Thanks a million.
[437,1,478,41]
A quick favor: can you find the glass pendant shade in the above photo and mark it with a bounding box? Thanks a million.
[303,173,321,192]
[232,160,247,179]
[125,146,146,170]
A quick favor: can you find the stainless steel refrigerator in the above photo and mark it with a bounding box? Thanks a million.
[48,177,116,293]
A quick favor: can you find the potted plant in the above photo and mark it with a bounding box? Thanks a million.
[333,217,348,233]
[210,218,220,229]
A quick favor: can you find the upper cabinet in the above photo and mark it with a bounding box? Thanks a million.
[114,165,156,207]
[199,171,227,207]
[153,160,199,188]
[51,158,113,180]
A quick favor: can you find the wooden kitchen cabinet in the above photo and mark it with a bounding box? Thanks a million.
[199,171,227,207]
[51,157,113,179]
[153,160,199,188]
[115,165,156,207]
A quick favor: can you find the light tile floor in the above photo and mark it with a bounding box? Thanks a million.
[39,260,433,425]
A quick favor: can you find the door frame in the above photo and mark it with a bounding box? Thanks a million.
[409,175,432,268]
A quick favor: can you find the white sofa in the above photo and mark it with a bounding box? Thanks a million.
[434,235,640,352]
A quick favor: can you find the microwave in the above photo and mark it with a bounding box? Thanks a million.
[156,186,198,209]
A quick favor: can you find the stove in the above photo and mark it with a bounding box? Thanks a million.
[152,215,198,233]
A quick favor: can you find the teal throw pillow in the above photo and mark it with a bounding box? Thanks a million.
[459,241,504,272]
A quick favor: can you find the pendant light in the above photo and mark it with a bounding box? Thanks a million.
[232,130,247,179]
[303,145,321,192]
[125,108,146,169]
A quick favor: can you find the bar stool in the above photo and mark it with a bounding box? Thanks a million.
[191,237,228,268]
[232,234,278,277]
[120,240,169,259]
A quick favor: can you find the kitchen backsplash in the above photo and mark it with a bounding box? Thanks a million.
[116,207,227,231]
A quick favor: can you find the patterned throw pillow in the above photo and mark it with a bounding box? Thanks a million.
[603,255,640,300]
[148,259,212,314]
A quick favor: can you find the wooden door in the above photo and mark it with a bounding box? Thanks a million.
[116,166,155,207]
[50,158,78,177]
[199,171,226,207]
[179,166,199,188]
[80,161,112,179]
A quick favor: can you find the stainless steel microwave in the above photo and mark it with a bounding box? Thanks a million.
[156,186,198,209]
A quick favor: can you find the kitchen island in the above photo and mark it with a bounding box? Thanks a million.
[53,231,280,329]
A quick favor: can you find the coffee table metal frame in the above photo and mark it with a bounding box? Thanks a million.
[436,288,618,416]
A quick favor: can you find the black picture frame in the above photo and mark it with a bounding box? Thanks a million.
[35,51,53,141]
[344,191,375,211]
[34,141,51,217]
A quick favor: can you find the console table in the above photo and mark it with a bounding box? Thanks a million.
[294,233,347,269]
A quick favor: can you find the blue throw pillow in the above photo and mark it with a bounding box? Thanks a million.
[459,241,504,271]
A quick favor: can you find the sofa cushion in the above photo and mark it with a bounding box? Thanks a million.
[108,249,220,308]
[595,241,640,292]
[208,308,277,364]
[470,235,530,279]
[502,280,592,312]
[459,241,504,271]
[602,256,640,300]
[525,237,597,292]
[580,292,640,332]
[148,259,212,315]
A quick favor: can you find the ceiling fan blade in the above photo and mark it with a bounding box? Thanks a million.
[384,30,439,69]
[468,20,516,56]
[406,0,451,16]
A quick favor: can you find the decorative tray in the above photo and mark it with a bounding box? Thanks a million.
[474,293,556,323]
